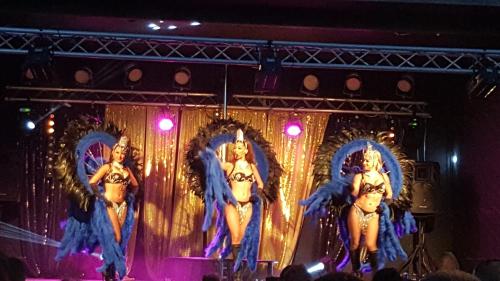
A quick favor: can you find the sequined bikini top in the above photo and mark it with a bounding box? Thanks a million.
[228,171,255,182]
[104,163,130,185]
[227,162,255,183]
[359,173,386,195]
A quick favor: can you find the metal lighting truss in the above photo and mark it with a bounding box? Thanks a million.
[4,86,430,118]
[1,27,500,73]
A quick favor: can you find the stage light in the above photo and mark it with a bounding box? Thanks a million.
[46,114,55,135]
[173,67,191,90]
[167,25,177,30]
[285,117,303,137]
[124,65,143,88]
[300,74,320,96]
[306,262,325,274]
[467,67,499,99]
[343,73,362,97]
[19,107,31,113]
[408,118,418,129]
[22,47,54,84]
[23,68,35,81]
[74,67,93,85]
[158,117,174,131]
[389,132,395,138]
[25,120,35,130]
[190,21,201,26]
[451,154,458,164]
[126,67,143,83]
[304,256,333,279]
[148,23,161,30]
[254,47,281,93]
[396,75,415,98]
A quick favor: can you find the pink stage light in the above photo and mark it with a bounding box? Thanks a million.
[285,120,303,137]
[158,117,174,131]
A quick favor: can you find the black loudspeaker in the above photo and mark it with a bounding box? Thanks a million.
[411,162,439,214]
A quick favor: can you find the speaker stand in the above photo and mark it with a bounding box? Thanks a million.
[400,215,436,280]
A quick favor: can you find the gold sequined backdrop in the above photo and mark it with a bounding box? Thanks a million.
[105,106,329,278]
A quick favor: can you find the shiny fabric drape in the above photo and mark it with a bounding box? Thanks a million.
[168,108,217,258]
[140,107,180,280]
[20,135,66,277]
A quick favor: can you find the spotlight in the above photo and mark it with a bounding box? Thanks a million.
[306,262,325,274]
[285,117,303,137]
[254,47,281,93]
[190,21,201,26]
[343,73,362,97]
[22,46,54,84]
[158,117,174,131]
[173,67,191,90]
[302,256,334,280]
[167,25,177,30]
[25,120,36,130]
[74,67,93,86]
[451,154,458,164]
[300,74,320,96]
[148,23,161,30]
[467,67,499,99]
[396,75,415,98]
[124,65,143,88]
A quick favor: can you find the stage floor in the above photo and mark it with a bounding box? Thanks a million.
[27,279,144,281]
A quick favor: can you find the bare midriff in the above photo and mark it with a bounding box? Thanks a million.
[354,192,383,213]
[104,183,127,203]
[231,181,252,202]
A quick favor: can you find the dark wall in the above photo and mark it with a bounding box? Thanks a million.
[454,97,500,270]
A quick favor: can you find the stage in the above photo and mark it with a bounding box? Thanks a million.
[22,257,277,281]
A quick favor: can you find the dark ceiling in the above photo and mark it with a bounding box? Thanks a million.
[1,0,500,48]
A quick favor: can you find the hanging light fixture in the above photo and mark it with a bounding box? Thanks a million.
[300,74,320,96]
[284,114,303,137]
[396,75,415,98]
[343,73,362,97]
[173,67,191,91]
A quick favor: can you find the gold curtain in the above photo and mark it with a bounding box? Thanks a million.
[141,106,180,280]
[227,110,269,138]
[105,105,148,275]
[260,111,329,269]
[168,108,217,257]
[227,110,330,269]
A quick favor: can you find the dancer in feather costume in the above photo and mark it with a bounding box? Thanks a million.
[55,117,141,281]
[301,129,416,276]
[186,118,281,280]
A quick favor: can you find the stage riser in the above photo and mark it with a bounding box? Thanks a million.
[163,258,274,281]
